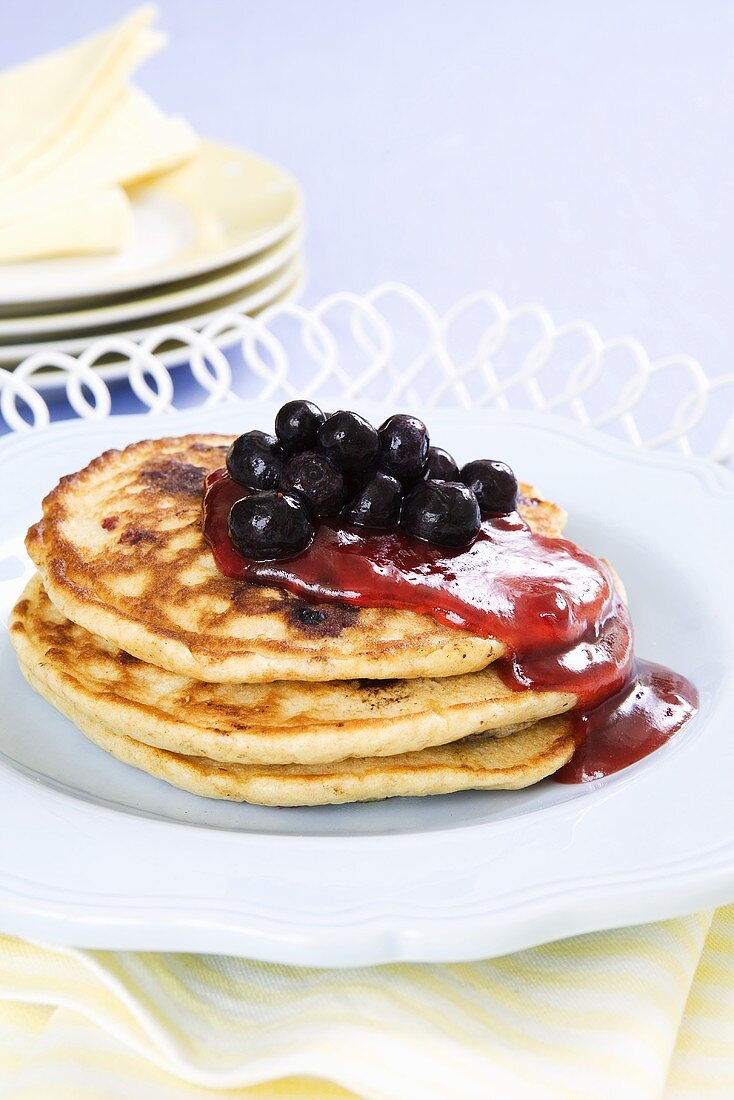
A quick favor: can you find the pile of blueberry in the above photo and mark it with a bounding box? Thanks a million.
[225,400,519,560]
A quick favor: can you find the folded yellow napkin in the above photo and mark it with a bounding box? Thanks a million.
[0,6,161,182]
[0,7,198,264]
[0,908,731,1098]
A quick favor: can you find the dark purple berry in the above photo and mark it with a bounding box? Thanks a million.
[226,431,283,490]
[228,492,313,560]
[342,471,402,530]
[343,464,378,498]
[424,446,459,481]
[460,459,518,517]
[401,480,481,548]
[275,399,326,453]
[280,451,345,516]
[318,410,380,471]
[378,413,429,482]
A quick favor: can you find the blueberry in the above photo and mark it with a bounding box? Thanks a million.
[226,431,283,490]
[228,492,313,560]
[280,451,345,516]
[343,464,378,497]
[342,471,402,530]
[460,459,518,516]
[424,446,459,481]
[275,399,325,453]
[401,480,481,548]
[378,413,429,482]
[318,410,380,471]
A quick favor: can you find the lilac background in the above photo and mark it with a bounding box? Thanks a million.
[2,0,733,414]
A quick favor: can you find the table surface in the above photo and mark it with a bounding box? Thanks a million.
[2,0,732,419]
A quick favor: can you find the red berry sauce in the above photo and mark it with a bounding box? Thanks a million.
[203,468,698,783]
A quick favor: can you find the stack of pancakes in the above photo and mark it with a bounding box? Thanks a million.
[10,435,581,806]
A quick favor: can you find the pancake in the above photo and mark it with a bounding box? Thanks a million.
[26,434,567,684]
[11,574,575,765]
[18,662,575,805]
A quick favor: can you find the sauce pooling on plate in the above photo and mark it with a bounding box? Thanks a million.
[204,467,698,783]
[555,660,698,783]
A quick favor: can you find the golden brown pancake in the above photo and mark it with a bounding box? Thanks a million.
[18,662,575,805]
[11,574,575,764]
[26,434,567,684]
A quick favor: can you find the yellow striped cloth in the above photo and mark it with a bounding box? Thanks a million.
[0,909,732,1098]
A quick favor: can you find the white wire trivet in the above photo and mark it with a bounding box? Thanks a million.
[2,283,732,463]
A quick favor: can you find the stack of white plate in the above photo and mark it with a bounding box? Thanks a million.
[0,140,304,383]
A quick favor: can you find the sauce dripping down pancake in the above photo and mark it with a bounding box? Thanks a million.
[204,468,698,781]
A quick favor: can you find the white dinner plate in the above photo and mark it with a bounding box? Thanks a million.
[0,401,731,965]
[0,256,304,366]
[9,269,307,393]
[0,230,303,338]
[0,141,303,309]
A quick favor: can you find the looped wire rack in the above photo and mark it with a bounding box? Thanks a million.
[2,283,732,464]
